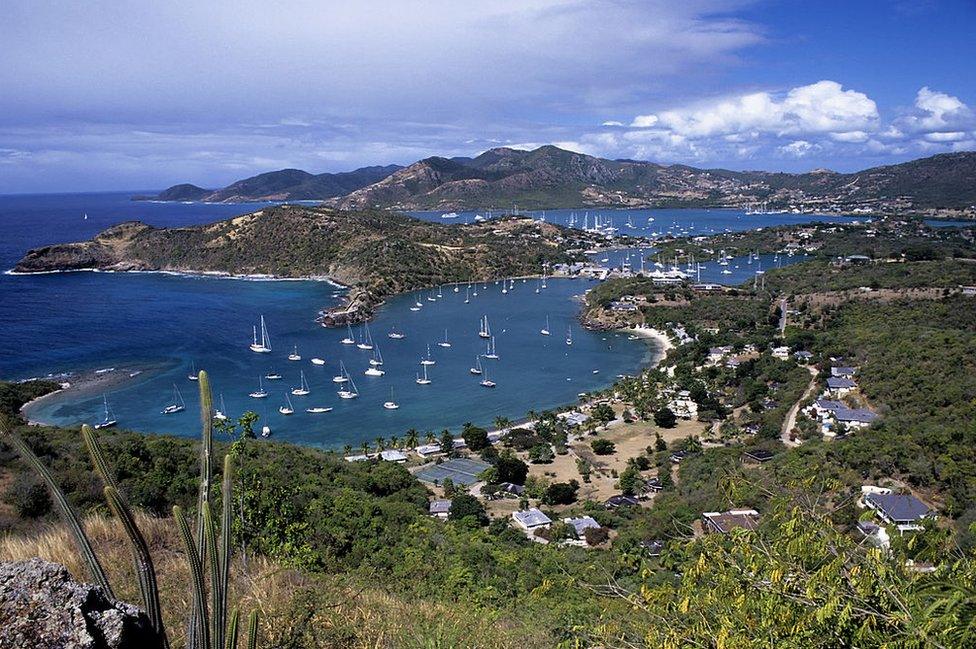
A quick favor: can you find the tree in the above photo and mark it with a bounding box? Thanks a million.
[448,494,487,525]
[583,526,609,546]
[493,415,512,430]
[425,431,437,444]
[405,428,420,449]
[618,465,642,496]
[654,407,677,428]
[496,453,529,484]
[591,438,616,455]
[439,430,454,455]
[374,436,386,452]
[654,432,668,452]
[543,480,580,505]
[592,402,615,424]
[441,477,455,497]
[462,423,490,451]
[528,443,555,464]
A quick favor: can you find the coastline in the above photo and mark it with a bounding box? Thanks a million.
[625,325,673,365]
[19,363,167,427]
[4,266,349,288]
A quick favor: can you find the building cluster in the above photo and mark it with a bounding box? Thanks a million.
[803,365,879,438]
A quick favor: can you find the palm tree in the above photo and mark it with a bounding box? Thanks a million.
[343,444,352,456]
[405,428,419,448]
[493,416,512,431]
[374,436,386,452]
[390,435,400,449]
[425,431,437,444]
[360,441,369,456]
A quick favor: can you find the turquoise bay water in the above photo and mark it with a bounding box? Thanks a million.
[0,193,861,448]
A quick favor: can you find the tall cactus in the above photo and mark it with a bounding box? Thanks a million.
[216,454,234,649]
[0,418,114,598]
[246,610,260,649]
[85,424,167,645]
[175,504,210,649]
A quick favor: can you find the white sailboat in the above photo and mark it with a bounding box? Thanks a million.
[415,364,431,385]
[566,326,573,346]
[364,347,385,376]
[484,336,498,359]
[333,361,350,383]
[356,323,374,350]
[478,315,491,339]
[480,365,496,388]
[341,324,356,345]
[337,370,359,399]
[540,316,551,336]
[249,376,269,399]
[94,395,117,429]
[305,406,333,414]
[162,384,186,414]
[187,361,198,381]
[265,370,282,380]
[437,328,451,348]
[464,286,470,304]
[261,423,271,437]
[383,387,399,410]
[469,355,483,375]
[279,393,295,415]
[388,326,405,340]
[288,346,301,361]
[290,371,310,396]
[421,344,436,366]
[249,315,272,353]
[214,394,228,421]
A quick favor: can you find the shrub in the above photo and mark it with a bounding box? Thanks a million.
[591,438,616,455]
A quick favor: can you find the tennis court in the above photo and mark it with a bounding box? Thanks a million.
[415,457,492,486]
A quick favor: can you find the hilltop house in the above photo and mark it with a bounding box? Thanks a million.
[702,509,761,534]
[834,408,879,431]
[831,366,857,378]
[564,516,602,537]
[605,494,640,509]
[512,508,552,531]
[827,377,856,396]
[864,492,934,533]
[772,345,791,360]
[429,500,452,520]
[707,346,733,365]
[794,350,814,363]
[379,449,408,463]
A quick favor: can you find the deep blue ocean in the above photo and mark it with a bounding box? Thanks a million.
[0,193,865,448]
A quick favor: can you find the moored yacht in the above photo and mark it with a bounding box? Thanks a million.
[278,393,295,415]
[290,371,310,396]
[94,395,117,429]
[288,346,301,361]
[383,387,399,410]
[340,323,356,345]
[162,384,186,414]
[437,328,451,348]
[470,355,483,375]
[249,377,269,399]
[249,315,272,353]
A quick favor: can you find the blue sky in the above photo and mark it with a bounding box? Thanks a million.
[1,0,974,192]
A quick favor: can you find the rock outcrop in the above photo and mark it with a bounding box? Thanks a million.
[0,558,162,649]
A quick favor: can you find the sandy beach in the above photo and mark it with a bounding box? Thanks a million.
[625,325,674,365]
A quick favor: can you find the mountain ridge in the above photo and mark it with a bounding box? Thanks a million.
[136,164,402,203]
[330,147,976,214]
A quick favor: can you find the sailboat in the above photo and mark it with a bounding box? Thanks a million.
[187,361,198,381]
[261,422,271,437]
[364,346,385,376]
[290,371,310,396]
[427,290,437,302]
[249,377,269,399]
[453,284,459,293]
[310,357,326,365]
[484,336,499,360]
[305,405,333,414]
[540,316,551,336]
[337,370,359,399]
[279,393,295,415]
[341,324,356,345]
[356,324,374,350]
[162,384,186,414]
[214,394,228,421]
[421,344,436,366]
[469,355,483,375]
[478,315,491,339]
[388,326,405,340]
[464,286,470,304]
[333,361,350,383]
[288,345,301,361]
[383,387,399,410]
[249,315,272,353]
[94,395,117,429]
[415,364,431,385]
[566,326,573,346]
[480,365,496,388]
[502,282,508,295]
[265,370,282,380]
[437,328,451,348]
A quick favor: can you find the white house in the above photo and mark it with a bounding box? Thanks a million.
[771,346,791,360]
[429,499,452,520]
[379,449,408,463]
[512,507,552,531]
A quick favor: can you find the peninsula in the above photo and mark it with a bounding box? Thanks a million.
[13,206,613,325]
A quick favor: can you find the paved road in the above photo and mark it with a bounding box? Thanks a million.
[781,365,819,447]
[778,297,788,335]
